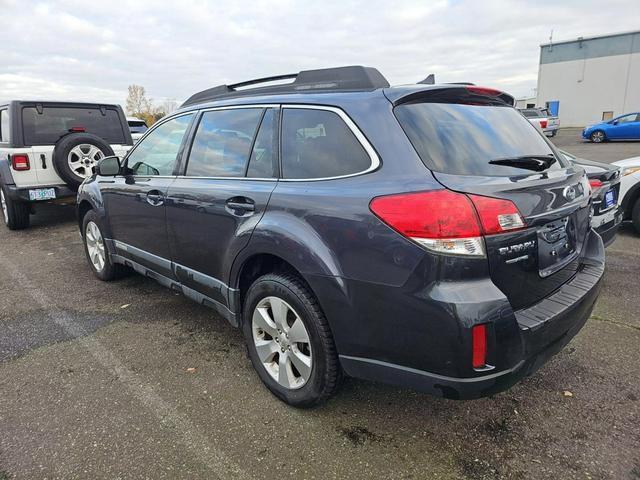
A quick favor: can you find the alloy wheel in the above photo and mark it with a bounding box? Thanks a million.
[252,296,313,390]
[591,131,604,143]
[68,144,105,178]
[85,221,106,272]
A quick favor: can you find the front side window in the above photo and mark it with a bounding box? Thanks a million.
[186,108,263,177]
[0,110,9,143]
[616,114,638,124]
[281,108,371,179]
[21,106,126,145]
[127,114,194,176]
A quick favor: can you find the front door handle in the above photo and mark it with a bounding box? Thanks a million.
[225,197,255,215]
[146,190,165,206]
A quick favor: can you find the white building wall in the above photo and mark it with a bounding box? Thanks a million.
[537,52,640,127]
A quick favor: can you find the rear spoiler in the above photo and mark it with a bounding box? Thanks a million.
[388,85,515,107]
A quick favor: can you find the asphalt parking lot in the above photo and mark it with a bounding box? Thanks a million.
[0,131,639,480]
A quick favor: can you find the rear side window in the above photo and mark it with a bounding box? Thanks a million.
[281,108,371,179]
[395,103,563,176]
[0,109,9,143]
[22,106,127,145]
[186,108,263,177]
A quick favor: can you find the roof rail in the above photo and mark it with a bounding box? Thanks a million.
[181,66,390,107]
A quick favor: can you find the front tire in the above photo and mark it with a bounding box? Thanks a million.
[242,273,341,407]
[590,130,606,143]
[81,210,127,281]
[1,184,30,230]
[631,198,640,234]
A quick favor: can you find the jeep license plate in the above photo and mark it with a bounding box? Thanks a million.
[604,189,616,209]
[28,188,56,201]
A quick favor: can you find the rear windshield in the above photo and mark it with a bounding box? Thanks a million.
[395,103,564,176]
[128,120,148,133]
[520,109,539,118]
[22,106,126,145]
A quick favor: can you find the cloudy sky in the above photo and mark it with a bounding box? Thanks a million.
[1,0,638,107]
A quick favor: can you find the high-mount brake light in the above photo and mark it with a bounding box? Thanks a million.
[11,154,30,171]
[369,190,527,257]
[466,86,502,97]
[69,127,86,132]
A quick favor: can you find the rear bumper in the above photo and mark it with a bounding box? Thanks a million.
[593,209,622,247]
[4,184,75,202]
[337,229,605,399]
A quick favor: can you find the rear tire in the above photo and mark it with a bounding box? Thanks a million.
[81,210,127,281]
[631,198,640,234]
[242,273,341,407]
[1,183,30,230]
[590,130,606,143]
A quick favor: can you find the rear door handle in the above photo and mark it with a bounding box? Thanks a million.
[146,189,165,206]
[225,197,255,215]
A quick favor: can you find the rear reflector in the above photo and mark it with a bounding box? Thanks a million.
[472,324,487,369]
[370,190,526,257]
[11,154,30,171]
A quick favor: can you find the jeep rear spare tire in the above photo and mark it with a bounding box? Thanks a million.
[53,133,114,189]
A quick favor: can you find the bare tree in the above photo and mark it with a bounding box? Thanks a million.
[125,85,150,116]
[159,99,178,115]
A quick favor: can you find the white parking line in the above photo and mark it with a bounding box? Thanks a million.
[0,256,253,480]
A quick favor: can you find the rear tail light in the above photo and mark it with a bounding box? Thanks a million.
[471,324,487,369]
[11,154,30,171]
[539,120,548,129]
[589,179,603,191]
[369,190,525,257]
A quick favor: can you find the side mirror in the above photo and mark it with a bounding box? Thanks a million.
[96,156,121,176]
[612,120,619,125]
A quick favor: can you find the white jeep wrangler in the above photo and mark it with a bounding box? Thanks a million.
[0,101,132,229]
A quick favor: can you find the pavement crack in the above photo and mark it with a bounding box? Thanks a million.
[590,315,640,332]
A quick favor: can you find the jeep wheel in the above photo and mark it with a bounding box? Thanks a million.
[242,273,341,407]
[590,130,606,143]
[53,133,115,190]
[1,184,30,230]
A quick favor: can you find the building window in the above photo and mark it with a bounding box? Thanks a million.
[602,111,614,121]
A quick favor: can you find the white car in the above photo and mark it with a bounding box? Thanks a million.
[0,101,132,230]
[612,156,640,233]
[127,117,148,143]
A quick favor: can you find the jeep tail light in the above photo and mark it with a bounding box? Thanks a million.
[539,120,548,129]
[369,190,525,257]
[11,154,30,171]
[472,324,487,369]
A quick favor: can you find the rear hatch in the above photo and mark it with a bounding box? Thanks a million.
[392,86,591,310]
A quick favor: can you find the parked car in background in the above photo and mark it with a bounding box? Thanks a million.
[127,116,148,143]
[520,107,560,137]
[582,113,640,143]
[561,150,622,246]
[77,66,604,407]
[0,101,132,230]
[612,156,640,233]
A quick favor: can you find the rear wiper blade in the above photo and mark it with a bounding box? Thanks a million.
[488,155,556,172]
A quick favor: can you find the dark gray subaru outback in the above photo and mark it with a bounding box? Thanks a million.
[77,66,604,407]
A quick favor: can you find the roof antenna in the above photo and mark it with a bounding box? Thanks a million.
[418,73,435,85]
[548,29,554,51]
